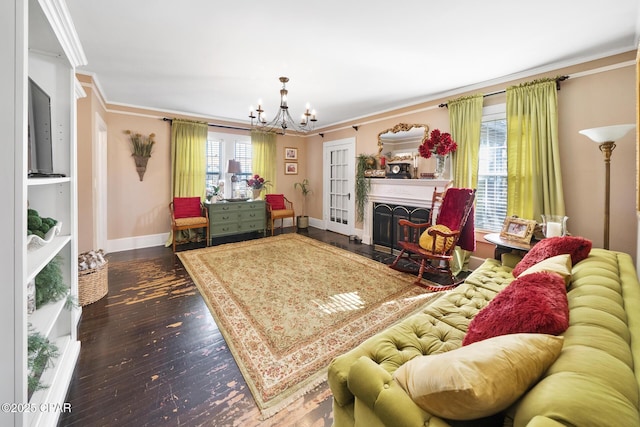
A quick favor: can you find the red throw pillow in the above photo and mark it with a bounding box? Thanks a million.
[462,271,569,346]
[173,197,202,219]
[265,194,286,210]
[512,236,592,277]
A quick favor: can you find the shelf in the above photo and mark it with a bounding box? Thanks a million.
[27,235,71,283]
[28,335,80,427]
[28,295,68,338]
[4,1,85,425]
[27,177,70,186]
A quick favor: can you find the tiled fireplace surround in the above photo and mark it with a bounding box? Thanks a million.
[362,178,451,245]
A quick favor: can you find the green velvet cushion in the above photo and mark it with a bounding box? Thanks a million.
[509,248,640,427]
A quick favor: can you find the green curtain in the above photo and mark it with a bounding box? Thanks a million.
[506,79,565,221]
[449,94,484,188]
[170,119,208,198]
[447,94,483,275]
[166,118,208,247]
[251,130,277,191]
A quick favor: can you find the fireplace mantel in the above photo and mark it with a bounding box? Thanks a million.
[362,178,451,245]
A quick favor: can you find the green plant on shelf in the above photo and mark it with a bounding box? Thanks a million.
[28,326,58,397]
[35,256,67,309]
[27,208,57,239]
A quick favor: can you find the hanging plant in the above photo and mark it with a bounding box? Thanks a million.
[355,154,373,223]
[28,326,59,396]
[35,255,67,309]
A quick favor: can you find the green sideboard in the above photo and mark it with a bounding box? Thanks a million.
[206,200,266,240]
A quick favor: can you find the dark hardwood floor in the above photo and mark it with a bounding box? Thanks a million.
[58,227,399,427]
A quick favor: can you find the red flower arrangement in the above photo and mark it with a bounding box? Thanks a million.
[246,174,270,190]
[418,129,458,159]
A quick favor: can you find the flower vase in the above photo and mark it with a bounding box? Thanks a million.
[252,189,262,200]
[434,154,447,178]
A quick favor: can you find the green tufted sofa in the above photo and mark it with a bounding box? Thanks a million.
[328,248,640,427]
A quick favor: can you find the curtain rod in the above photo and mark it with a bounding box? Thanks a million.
[438,75,569,108]
[162,117,252,132]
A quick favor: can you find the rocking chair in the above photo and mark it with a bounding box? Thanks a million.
[390,188,476,290]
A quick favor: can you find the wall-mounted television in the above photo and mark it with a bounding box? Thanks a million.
[28,77,53,175]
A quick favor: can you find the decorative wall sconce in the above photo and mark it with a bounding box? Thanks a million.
[125,130,155,181]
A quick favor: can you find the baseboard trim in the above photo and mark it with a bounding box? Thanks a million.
[107,233,169,253]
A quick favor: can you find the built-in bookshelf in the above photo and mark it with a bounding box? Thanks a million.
[1,0,86,426]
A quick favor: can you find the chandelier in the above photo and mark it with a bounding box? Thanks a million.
[249,76,317,134]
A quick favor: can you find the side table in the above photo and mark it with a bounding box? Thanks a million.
[484,232,537,261]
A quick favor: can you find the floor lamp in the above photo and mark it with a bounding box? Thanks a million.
[579,124,636,249]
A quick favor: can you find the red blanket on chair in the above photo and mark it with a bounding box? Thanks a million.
[437,188,476,252]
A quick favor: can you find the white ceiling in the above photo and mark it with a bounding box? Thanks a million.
[65,0,640,129]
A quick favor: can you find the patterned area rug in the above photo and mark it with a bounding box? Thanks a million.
[178,234,444,419]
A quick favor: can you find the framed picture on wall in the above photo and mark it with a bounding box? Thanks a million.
[285,147,298,160]
[285,162,298,175]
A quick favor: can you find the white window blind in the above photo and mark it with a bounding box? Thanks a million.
[205,139,221,193]
[234,141,252,194]
[476,107,507,232]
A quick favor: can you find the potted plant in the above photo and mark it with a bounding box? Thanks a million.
[206,184,220,203]
[246,174,271,199]
[294,178,312,229]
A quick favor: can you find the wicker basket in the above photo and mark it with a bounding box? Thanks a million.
[78,260,108,306]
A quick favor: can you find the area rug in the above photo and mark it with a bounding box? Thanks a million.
[178,233,444,419]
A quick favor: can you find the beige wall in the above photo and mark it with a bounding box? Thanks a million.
[77,74,108,253]
[76,50,638,261]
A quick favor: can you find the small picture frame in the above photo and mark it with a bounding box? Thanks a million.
[285,162,298,175]
[500,216,537,244]
[285,147,298,160]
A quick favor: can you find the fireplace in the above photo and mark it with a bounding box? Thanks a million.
[362,178,450,248]
[373,203,430,253]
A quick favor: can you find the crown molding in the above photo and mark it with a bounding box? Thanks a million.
[37,0,87,68]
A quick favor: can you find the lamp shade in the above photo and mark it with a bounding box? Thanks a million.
[227,160,242,174]
[579,124,636,143]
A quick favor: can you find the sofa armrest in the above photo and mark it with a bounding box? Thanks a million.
[348,356,433,427]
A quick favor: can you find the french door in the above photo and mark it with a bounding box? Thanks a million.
[323,138,355,236]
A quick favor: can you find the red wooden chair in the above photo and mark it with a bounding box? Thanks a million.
[265,194,295,235]
[390,188,476,289]
[169,197,209,252]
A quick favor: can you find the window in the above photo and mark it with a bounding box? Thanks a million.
[234,141,252,178]
[205,133,252,199]
[205,139,221,194]
[234,141,252,195]
[475,105,507,231]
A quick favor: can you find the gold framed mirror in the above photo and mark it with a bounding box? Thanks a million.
[377,123,429,162]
